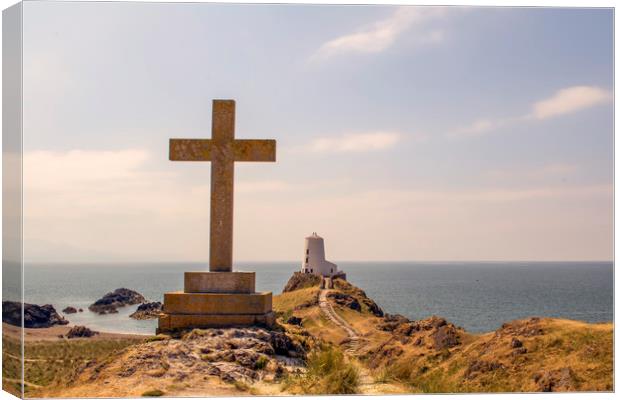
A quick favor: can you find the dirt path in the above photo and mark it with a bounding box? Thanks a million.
[318,284,406,394]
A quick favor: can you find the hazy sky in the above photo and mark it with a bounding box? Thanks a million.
[22,3,613,262]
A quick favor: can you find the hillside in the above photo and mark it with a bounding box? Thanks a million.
[3,274,612,397]
[273,274,613,393]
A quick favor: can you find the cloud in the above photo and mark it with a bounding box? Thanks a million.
[530,86,612,120]
[450,85,611,138]
[312,7,449,61]
[309,132,401,153]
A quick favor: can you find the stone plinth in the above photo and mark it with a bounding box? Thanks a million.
[157,270,274,333]
[185,271,255,293]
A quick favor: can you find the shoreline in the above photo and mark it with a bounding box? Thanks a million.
[2,322,151,342]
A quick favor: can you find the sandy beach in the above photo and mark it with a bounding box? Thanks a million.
[2,323,149,342]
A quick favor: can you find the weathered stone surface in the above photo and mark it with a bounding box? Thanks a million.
[89,288,146,314]
[185,271,255,294]
[2,301,69,328]
[169,100,276,272]
[77,327,303,387]
[163,292,272,315]
[129,302,163,320]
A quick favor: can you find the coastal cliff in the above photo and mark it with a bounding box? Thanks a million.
[3,275,612,397]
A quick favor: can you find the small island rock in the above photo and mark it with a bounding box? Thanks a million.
[62,306,78,314]
[89,288,146,314]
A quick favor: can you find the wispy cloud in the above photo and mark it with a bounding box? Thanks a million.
[449,85,612,138]
[529,86,612,120]
[311,7,449,61]
[309,132,401,153]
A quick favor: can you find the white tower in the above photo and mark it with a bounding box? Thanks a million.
[301,232,338,277]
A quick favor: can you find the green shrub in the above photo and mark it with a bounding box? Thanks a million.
[141,389,165,397]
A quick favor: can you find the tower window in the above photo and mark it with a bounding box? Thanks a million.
[305,257,309,263]
[306,249,309,255]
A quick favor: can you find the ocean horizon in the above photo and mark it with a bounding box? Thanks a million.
[16,261,613,335]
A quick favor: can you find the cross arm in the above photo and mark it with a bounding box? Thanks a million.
[169,139,212,161]
[233,139,276,162]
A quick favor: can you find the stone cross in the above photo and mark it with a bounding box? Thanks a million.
[169,100,276,272]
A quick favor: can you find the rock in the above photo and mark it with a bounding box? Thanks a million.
[327,292,361,311]
[511,337,523,348]
[432,325,460,350]
[63,306,78,314]
[283,272,321,292]
[533,367,576,392]
[89,288,146,314]
[420,316,447,330]
[498,318,544,337]
[362,298,384,317]
[286,316,303,326]
[67,325,99,338]
[79,308,84,312]
[129,302,163,320]
[2,301,69,328]
[378,314,411,331]
[512,347,527,355]
[269,331,302,357]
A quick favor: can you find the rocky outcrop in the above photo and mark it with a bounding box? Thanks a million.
[77,327,305,388]
[332,279,384,317]
[283,272,321,292]
[63,306,78,314]
[67,326,99,338]
[89,288,146,314]
[2,301,69,328]
[129,302,163,320]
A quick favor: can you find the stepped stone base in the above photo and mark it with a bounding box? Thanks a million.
[157,270,274,333]
[163,291,272,314]
[157,311,275,333]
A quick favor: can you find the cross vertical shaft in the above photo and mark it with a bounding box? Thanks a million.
[210,100,235,271]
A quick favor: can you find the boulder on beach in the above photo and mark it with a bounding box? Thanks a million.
[89,288,146,314]
[129,302,163,320]
[63,306,78,314]
[2,301,69,328]
[67,325,99,338]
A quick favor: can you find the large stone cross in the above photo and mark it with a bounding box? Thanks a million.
[169,99,276,272]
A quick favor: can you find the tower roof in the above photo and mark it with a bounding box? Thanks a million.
[305,231,323,240]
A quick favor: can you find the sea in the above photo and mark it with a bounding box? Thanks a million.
[15,261,613,335]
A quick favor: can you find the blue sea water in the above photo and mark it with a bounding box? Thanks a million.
[21,261,613,335]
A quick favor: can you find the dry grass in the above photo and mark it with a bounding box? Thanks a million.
[2,334,145,397]
[283,344,359,395]
[371,318,613,393]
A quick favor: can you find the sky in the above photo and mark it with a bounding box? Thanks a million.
[21,3,613,262]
